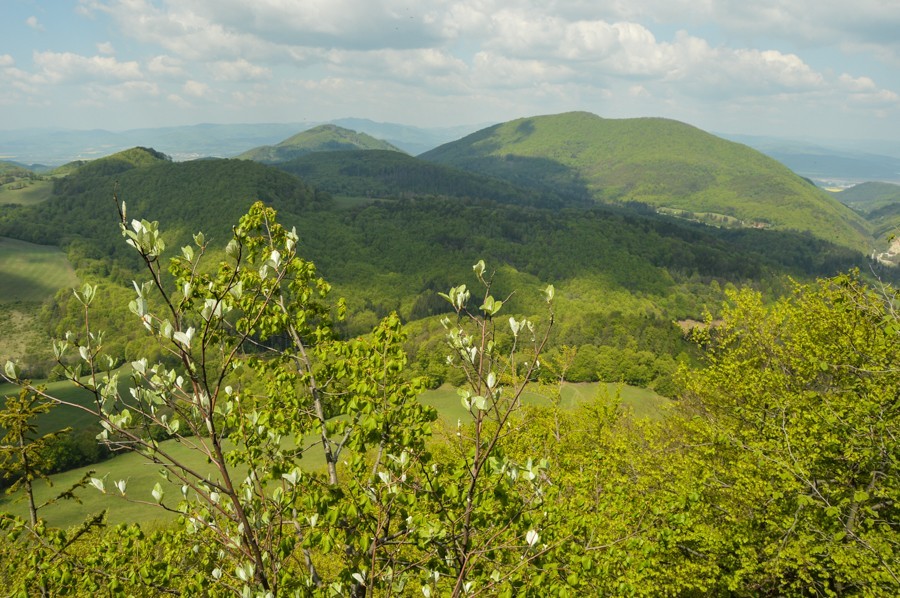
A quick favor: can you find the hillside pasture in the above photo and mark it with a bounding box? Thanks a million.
[420,381,668,424]
[1,380,666,527]
[0,178,53,205]
[0,236,78,303]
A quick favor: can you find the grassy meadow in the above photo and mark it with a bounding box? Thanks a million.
[0,236,79,303]
[0,236,79,367]
[0,179,53,205]
[1,380,665,528]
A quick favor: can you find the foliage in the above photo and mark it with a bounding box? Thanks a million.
[272,149,564,207]
[682,273,900,594]
[2,200,560,596]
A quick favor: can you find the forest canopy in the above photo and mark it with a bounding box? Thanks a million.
[1,201,898,596]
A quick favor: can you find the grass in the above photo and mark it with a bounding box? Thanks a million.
[0,303,46,365]
[420,381,668,424]
[0,179,53,205]
[0,236,79,303]
[0,377,109,435]
[1,380,667,528]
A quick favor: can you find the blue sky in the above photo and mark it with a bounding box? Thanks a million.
[3,0,900,143]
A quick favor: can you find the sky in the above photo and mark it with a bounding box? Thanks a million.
[3,0,900,143]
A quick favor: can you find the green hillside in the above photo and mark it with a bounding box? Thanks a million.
[833,181,900,213]
[0,143,883,384]
[0,150,327,268]
[0,161,52,206]
[272,149,567,207]
[420,112,873,252]
[0,237,79,374]
[238,124,403,163]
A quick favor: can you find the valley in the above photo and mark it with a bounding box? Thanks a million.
[2,112,899,595]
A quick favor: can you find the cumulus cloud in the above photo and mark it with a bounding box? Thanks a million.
[183,80,209,97]
[0,54,14,67]
[16,0,893,136]
[471,52,574,89]
[211,58,270,82]
[26,16,45,31]
[33,51,142,84]
[147,55,184,77]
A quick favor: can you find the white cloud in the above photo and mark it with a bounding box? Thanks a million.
[33,51,142,84]
[331,48,468,89]
[0,55,14,67]
[211,59,270,82]
[472,52,575,89]
[12,0,891,138]
[166,93,191,107]
[839,74,877,92]
[183,80,209,97]
[100,80,160,101]
[147,55,184,77]
[26,16,45,31]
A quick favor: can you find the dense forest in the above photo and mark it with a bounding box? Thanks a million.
[1,116,899,595]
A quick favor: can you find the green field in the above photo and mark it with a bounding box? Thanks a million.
[420,381,668,424]
[0,236,78,303]
[1,380,666,527]
[0,377,107,434]
[0,178,53,205]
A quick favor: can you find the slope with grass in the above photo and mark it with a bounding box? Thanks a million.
[0,237,79,374]
[237,124,404,163]
[1,381,662,528]
[0,237,78,303]
[420,112,873,252]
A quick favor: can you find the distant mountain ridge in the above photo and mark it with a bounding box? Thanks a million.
[237,125,403,163]
[421,112,872,252]
[722,133,900,185]
[0,121,480,166]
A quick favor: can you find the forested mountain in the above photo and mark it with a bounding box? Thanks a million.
[238,124,403,163]
[833,181,900,213]
[270,149,569,207]
[0,143,882,382]
[421,112,873,252]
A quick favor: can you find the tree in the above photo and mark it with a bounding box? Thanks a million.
[2,200,556,596]
[682,273,900,594]
[0,386,106,596]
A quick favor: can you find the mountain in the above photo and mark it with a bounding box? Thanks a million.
[0,161,36,175]
[843,183,900,258]
[0,148,325,265]
[271,149,566,207]
[236,125,404,163]
[0,143,885,386]
[0,121,478,166]
[832,181,900,213]
[420,112,873,252]
[0,123,313,165]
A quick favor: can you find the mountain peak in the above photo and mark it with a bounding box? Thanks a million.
[421,112,871,251]
[238,125,403,164]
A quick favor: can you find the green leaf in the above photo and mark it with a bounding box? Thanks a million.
[151,482,164,503]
